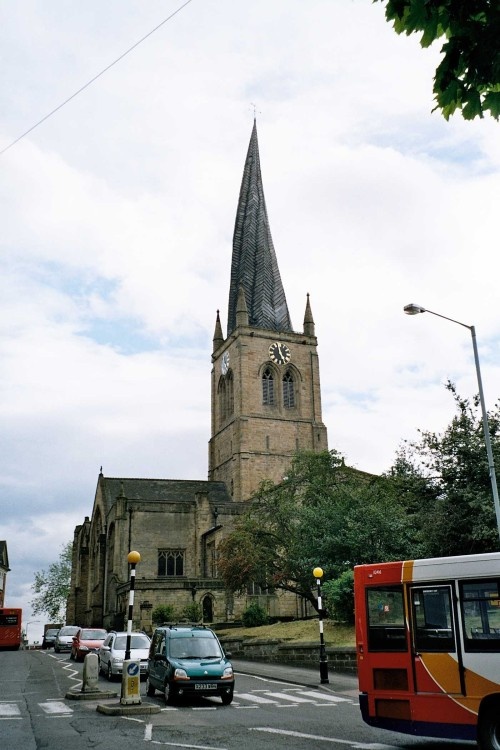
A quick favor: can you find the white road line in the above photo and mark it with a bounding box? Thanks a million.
[263,691,315,703]
[249,727,401,748]
[39,701,73,715]
[0,703,21,718]
[297,690,350,703]
[236,692,279,704]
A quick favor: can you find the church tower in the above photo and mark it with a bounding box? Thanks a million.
[209,121,328,501]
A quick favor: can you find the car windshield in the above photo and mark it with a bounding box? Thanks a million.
[81,630,106,640]
[169,637,222,659]
[113,635,150,650]
[46,630,59,636]
[60,627,79,635]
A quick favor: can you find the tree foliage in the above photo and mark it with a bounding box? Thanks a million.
[375,1,500,119]
[389,381,500,556]
[217,450,420,610]
[31,542,72,621]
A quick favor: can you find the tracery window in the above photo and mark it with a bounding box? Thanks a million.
[283,371,295,408]
[262,368,275,405]
[158,549,184,577]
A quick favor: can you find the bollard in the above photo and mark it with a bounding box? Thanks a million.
[82,653,100,692]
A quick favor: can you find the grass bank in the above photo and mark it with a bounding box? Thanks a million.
[214,619,355,647]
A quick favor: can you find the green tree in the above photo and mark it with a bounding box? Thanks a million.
[375,1,500,119]
[217,451,419,610]
[389,382,500,555]
[31,542,72,621]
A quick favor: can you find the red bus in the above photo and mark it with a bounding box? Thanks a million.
[0,608,22,650]
[354,552,500,750]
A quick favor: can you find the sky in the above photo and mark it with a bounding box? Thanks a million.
[2,0,500,641]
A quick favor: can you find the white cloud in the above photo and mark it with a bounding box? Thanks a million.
[1,0,499,623]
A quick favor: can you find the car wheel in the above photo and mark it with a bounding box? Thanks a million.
[221,688,234,705]
[478,702,500,750]
[107,663,114,682]
[146,675,156,697]
[163,681,177,705]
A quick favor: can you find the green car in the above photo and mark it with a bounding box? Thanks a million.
[146,625,234,705]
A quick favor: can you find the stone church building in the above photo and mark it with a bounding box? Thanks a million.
[66,121,328,632]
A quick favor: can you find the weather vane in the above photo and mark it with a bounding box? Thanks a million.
[250,102,261,119]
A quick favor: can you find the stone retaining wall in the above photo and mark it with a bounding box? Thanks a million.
[219,636,357,674]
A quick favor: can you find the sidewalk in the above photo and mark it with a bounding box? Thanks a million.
[231,659,359,697]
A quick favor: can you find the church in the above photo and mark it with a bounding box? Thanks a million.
[66,121,328,631]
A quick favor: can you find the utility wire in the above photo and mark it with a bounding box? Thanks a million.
[0,0,194,158]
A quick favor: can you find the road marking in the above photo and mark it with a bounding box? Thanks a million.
[236,692,279,704]
[39,701,73,715]
[249,727,401,748]
[0,703,22,718]
[263,691,316,703]
[296,690,350,703]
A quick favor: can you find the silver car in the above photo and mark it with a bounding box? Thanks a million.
[98,631,151,680]
[54,625,80,653]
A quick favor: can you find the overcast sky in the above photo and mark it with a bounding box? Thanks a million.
[2,0,499,639]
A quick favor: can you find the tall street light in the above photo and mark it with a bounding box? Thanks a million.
[404,303,500,545]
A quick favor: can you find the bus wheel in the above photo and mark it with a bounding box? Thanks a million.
[478,704,500,750]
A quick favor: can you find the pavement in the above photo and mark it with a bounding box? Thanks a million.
[231,659,360,698]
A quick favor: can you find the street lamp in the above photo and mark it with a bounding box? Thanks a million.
[404,303,500,544]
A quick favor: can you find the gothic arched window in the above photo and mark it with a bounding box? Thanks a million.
[283,371,295,408]
[262,368,275,405]
[226,371,234,416]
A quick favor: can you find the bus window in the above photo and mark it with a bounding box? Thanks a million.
[461,579,500,652]
[411,587,455,652]
[366,586,407,651]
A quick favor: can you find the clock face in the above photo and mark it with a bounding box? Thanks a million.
[269,342,291,365]
[221,351,230,375]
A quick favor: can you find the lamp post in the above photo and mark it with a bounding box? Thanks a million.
[404,303,500,544]
[121,550,141,705]
[313,567,329,684]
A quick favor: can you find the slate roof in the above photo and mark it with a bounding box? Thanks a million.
[99,477,232,516]
[227,120,293,336]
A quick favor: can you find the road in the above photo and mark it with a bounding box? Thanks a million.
[0,649,475,750]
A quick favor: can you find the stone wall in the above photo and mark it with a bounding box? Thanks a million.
[218,635,357,674]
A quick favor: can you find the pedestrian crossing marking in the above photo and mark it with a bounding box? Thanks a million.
[0,701,73,719]
[236,693,279,704]
[0,703,22,718]
[233,689,351,707]
[296,690,350,703]
[264,691,319,703]
[39,701,73,715]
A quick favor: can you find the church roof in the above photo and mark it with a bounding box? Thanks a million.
[99,476,231,515]
[227,120,293,336]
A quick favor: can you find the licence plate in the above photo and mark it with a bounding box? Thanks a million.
[195,683,217,690]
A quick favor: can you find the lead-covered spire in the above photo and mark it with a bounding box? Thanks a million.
[227,120,293,336]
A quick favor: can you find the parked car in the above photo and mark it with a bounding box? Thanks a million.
[70,627,107,661]
[42,628,60,649]
[54,625,80,653]
[146,625,234,705]
[98,631,151,680]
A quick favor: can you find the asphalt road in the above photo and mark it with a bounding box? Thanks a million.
[0,649,475,750]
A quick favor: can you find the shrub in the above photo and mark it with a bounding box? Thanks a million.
[181,602,202,622]
[152,604,177,625]
[242,602,269,627]
[322,570,354,625]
